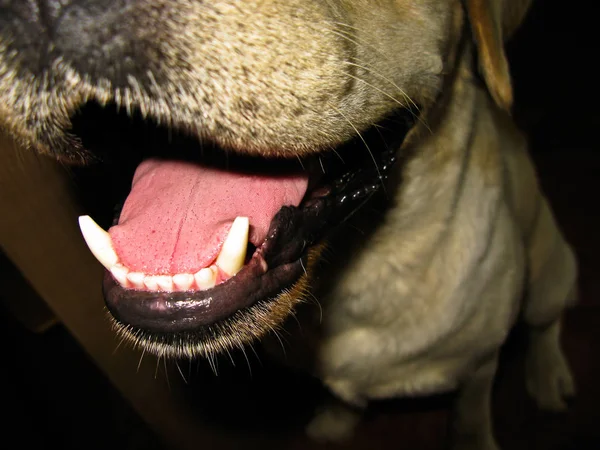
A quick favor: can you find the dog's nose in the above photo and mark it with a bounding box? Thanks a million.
[0,0,138,85]
[0,0,57,73]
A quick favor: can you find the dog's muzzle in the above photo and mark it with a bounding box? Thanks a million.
[0,0,418,356]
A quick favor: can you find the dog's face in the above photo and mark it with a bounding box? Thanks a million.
[0,0,508,358]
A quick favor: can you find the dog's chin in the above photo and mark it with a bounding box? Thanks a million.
[108,245,324,360]
[61,101,417,359]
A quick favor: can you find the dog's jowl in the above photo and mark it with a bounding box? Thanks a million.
[0,1,577,449]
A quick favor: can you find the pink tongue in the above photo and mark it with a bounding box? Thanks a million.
[108,158,308,274]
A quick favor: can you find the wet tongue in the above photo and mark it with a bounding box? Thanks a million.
[108,158,308,274]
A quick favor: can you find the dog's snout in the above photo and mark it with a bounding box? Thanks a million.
[0,0,443,160]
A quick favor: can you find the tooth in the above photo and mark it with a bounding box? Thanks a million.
[173,273,194,291]
[155,275,174,292]
[194,267,217,290]
[111,265,130,287]
[144,275,159,291]
[78,215,119,269]
[215,217,249,276]
[127,272,145,289]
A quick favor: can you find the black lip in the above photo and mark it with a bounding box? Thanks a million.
[99,108,416,334]
[104,255,305,333]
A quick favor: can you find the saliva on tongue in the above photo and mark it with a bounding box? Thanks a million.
[108,158,309,275]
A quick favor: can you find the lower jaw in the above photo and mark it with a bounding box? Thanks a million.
[107,245,324,359]
[103,253,307,333]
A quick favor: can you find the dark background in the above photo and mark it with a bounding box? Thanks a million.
[1,0,598,449]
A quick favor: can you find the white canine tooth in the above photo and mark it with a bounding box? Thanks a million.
[127,272,145,289]
[215,216,249,276]
[194,267,217,290]
[78,215,119,269]
[144,275,159,291]
[111,265,130,287]
[155,275,174,292]
[173,273,194,291]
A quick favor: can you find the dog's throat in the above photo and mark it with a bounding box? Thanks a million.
[109,158,309,275]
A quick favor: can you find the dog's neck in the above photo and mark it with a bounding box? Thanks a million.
[389,51,497,241]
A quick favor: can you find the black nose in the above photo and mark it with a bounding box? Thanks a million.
[0,1,53,74]
[0,0,142,85]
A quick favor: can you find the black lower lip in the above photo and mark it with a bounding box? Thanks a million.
[104,254,306,333]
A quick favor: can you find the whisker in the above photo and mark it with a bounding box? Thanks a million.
[225,348,236,367]
[307,291,323,324]
[247,342,262,368]
[175,361,188,384]
[328,20,366,34]
[300,258,308,277]
[371,121,393,152]
[343,60,421,113]
[325,25,390,62]
[113,334,127,355]
[289,310,303,332]
[344,71,410,111]
[270,326,288,357]
[154,354,161,379]
[207,351,218,375]
[137,347,146,372]
[237,342,253,376]
[341,62,431,134]
[328,145,345,164]
[330,105,385,193]
[347,222,367,236]
[163,357,171,390]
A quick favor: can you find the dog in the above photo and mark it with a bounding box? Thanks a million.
[0,1,577,448]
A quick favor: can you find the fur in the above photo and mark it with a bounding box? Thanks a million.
[0,1,577,448]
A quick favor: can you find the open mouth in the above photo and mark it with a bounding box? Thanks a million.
[71,101,416,357]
